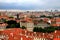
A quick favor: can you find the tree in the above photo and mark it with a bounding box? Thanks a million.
[38,19,43,23]
[6,20,17,24]
[21,26,26,29]
[30,15,36,18]
[33,27,39,32]
[9,16,14,18]
[58,15,60,17]
[55,27,60,30]
[46,16,53,19]
[16,23,20,28]
[6,20,20,28]
[40,15,46,18]
[10,24,16,28]
[38,27,43,32]
[33,26,56,33]
[0,18,6,22]
[44,27,55,33]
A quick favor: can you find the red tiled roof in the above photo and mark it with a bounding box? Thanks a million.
[0,28,60,40]
[52,24,60,26]
[50,18,60,26]
[43,18,49,22]
[53,38,60,40]
[51,18,60,22]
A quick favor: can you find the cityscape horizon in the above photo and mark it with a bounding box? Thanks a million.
[0,0,60,40]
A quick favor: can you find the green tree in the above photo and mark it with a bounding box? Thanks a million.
[46,16,53,19]
[9,16,14,18]
[21,26,26,29]
[6,20,20,28]
[58,15,60,17]
[0,18,6,22]
[38,27,43,32]
[16,23,20,28]
[33,26,56,33]
[38,19,43,23]
[30,15,36,18]
[10,24,16,28]
[44,27,55,33]
[40,15,46,18]
[33,27,39,32]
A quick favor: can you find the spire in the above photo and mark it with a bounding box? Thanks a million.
[16,13,20,20]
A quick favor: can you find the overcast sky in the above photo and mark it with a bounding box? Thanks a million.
[0,0,60,10]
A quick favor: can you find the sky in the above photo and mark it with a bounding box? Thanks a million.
[0,0,60,10]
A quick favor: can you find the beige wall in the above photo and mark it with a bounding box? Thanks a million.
[20,22,34,31]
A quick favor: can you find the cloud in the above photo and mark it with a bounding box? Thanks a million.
[0,0,42,4]
[0,0,60,10]
[0,0,17,3]
[0,0,46,5]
